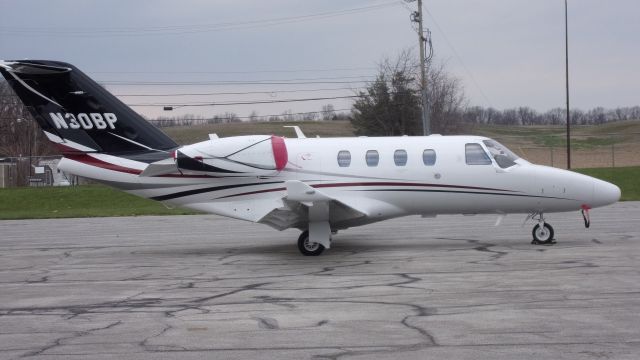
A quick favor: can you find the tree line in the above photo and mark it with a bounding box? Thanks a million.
[349,50,639,135]
[149,105,351,127]
[462,106,640,126]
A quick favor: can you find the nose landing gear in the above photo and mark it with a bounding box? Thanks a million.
[532,222,555,245]
[527,212,556,245]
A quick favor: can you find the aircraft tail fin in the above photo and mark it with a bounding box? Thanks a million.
[0,60,177,155]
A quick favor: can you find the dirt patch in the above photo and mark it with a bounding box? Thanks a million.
[516,143,640,169]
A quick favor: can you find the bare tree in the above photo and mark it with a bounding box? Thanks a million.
[222,112,240,123]
[517,107,538,125]
[0,80,56,157]
[0,80,57,185]
[546,108,565,125]
[426,62,466,134]
[321,104,336,120]
[248,110,260,123]
[351,50,421,136]
[501,108,518,125]
[281,110,295,122]
[462,106,484,124]
[570,109,586,125]
[301,112,318,121]
[351,50,466,136]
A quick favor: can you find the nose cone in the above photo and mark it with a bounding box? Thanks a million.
[591,178,621,208]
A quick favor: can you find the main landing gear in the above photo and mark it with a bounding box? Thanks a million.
[297,230,326,256]
[527,212,556,245]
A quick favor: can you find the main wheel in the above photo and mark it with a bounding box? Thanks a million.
[532,223,554,243]
[297,230,325,256]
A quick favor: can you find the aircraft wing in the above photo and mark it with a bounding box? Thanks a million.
[193,180,397,231]
[257,180,389,231]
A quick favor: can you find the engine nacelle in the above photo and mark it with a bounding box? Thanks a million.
[175,135,288,176]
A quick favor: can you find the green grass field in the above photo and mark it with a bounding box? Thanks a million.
[0,167,637,220]
[0,185,198,220]
[575,166,640,202]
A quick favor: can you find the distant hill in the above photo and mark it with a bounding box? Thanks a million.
[162,121,355,144]
[466,120,640,149]
[160,119,640,149]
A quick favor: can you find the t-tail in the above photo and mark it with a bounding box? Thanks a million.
[0,60,177,155]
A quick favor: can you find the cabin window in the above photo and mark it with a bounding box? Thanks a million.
[465,143,492,165]
[365,150,379,167]
[337,150,351,167]
[422,149,436,166]
[394,149,408,166]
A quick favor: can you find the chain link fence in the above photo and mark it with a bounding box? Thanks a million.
[493,133,640,169]
[0,155,80,188]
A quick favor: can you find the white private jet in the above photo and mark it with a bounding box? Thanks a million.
[0,60,621,255]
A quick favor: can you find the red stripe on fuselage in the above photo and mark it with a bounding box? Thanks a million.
[313,182,517,193]
[64,154,216,178]
[55,143,90,155]
[65,154,142,175]
[217,181,517,199]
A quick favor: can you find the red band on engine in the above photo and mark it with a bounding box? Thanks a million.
[271,136,288,171]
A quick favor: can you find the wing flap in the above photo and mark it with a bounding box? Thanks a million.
[255,181,370,230]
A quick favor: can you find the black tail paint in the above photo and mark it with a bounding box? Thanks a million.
[0,60,177,155]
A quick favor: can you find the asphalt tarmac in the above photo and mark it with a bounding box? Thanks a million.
[0,202,639,359]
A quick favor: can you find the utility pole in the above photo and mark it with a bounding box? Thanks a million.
[565,0,571,169]
[408,0,431,136]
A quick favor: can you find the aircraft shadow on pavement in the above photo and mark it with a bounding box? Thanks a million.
[128,235,547,259]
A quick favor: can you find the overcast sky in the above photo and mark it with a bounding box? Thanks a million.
[1,0,638,119]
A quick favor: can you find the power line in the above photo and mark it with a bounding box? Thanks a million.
[89,66,378,75]
[128,95,360,108]
[422,8,494,108]
[99,75,376,86]
[115,87,363,97]
[0,2,401,37]
[2,87,363,97]
[102,80,371,86]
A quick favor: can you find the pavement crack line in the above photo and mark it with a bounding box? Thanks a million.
[20,320,122,358]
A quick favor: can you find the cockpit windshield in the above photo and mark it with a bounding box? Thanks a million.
[482,140,521,169]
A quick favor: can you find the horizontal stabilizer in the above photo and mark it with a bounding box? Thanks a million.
[139,158,178,177]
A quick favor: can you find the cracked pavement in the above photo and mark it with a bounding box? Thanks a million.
[0,202,639,359]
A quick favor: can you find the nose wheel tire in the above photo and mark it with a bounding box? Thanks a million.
[531,223,555,245]
[297,230,325,256]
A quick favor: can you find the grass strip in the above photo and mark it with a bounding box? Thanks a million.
[0,185,198,219]
[0,166,637,220]
[574,166,639,202]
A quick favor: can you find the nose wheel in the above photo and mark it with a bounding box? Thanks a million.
[297,230,325,256]
[526,212,556,245]
[532,223,555,245]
